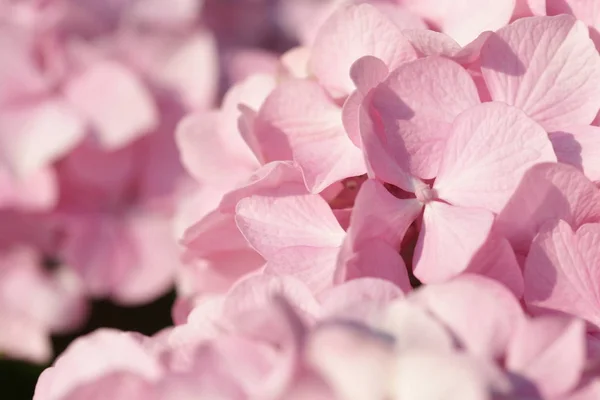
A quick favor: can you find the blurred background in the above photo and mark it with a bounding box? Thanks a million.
[0,0,325,398]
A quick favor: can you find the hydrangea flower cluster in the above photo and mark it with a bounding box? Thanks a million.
[0,0,597,398]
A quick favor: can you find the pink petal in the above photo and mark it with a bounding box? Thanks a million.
[379,300,454,353]
[497,163,600,254]
[370,56,480,178]
[235,193,346,258]
[466,232,524,297]
[513,0,547,18]
[357,99,416,191]
[264,246,341,294]
[175,111,258,186]
[0,99,85,177]
[309,3,417,97]
[306,321,394,400]
[349,56,389,96]
[182,209,256,259]
[434,102,556,213]
[255,79,365,193]
[280,46,311,79]
[65,61,158,150]
[390,350,511,400]
[35,329,162,400]
[546,0,600,47]
[480,15,600,132]
[218,161,306,213]
[342,56,390,146]
[550,125,600,182]
[402,0,515,46]
[347,179,422,247]
[506,316,586,397]
[414,202,495,283]
[336,239,411,291]
[223,275,321,322]
[411,274,525,358]
[0,166,58,211]
[158,32,218,109]
[319,276,404,319]
[401,30,492,65]
[61,213,177,305]
[524,220,600,328]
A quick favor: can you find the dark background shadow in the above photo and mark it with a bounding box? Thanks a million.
[1,289,176,400]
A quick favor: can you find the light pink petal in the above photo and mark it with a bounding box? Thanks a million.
[402,0,515,46]
[348,179,422,247]
[401,30,492,65]
[309,3,417,97]
[434,102,556,213]
[182,209,255,259]
[110,213,180,305]
[235,193,346,258]
[506,316,586,397]
[336,239,411,291]
[223,275,321,322]
[0,99,85,177]
[513,0,547,18]
[221,73,279,165]
[379,300,454,353]
[156,31,219,109]
[264,246,341,294]
[546,1,600,38]
[0,308,52,363]
[480,15,600,132]
[414,202,495,283]
[306,321,395,400]
[218,161,306,213]
[497,162,600,254]
[0,166,57,211]
[370,56,480,178]
[61,213,177,304]
[342,56,390,146]
[349,56,389,96]
[524,220,600,328]
[466,232,524,297]
[65,61,158,150]
[280,46,311,79]
[255,79,365,193]
[175,111,258,186]
[368,1,427,31]
[550,125,600,182]
[35,329,162,400]
[411,274,525,358]
[177,251,264,298]
[357,99,415,191]
[319,277,404,320]
[390,350,511,400]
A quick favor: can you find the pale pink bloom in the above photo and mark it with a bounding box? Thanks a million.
[362,93,555,286]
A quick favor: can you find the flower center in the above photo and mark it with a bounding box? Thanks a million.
[414,183,437,204]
